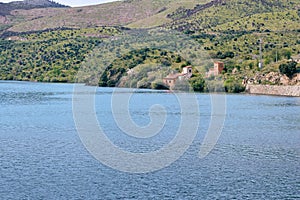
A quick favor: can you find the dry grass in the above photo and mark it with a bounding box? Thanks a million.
[127,0,210,28]
[6,1,161,32]
[3,0,211,32]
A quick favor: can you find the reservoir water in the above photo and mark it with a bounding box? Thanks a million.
[0,81,299,199]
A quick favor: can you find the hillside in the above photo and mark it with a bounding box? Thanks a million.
[164,0,300,91]
[166,0,299,31]
[0,27,119,82]
[0,0,299,92]
[0,0,68,16]
[126,0,210,28]
[0,0,68,32]
[0,0,216,33]
[0,0,172,33]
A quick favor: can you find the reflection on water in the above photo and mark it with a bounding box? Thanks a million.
[0,81,299,199]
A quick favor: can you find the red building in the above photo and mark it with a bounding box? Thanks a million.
[214,62,224,75]
[206,62,224,77]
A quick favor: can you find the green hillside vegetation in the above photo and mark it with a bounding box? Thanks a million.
[0,27,119,82]
[98,48,188,88]
[166,0,299,31]
[127,0,210,28]
[164,0,300,91]
[76,29,209,91]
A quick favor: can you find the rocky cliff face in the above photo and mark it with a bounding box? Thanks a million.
[243,71,300,96]
[243,72,300,86]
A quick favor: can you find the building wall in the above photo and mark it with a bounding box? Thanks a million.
[163,78,176,88]
[182,66,192,75]
[214,62,224,75]
[246,85,300,97]
[206,62,224,77]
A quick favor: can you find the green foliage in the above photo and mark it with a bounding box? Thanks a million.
[214,51,234,59]
[279,61,297,78]
[205,79,225,93]
[189,76,205,92]
[151,81,168,90]
[172,80,190,92]
[0,27,119,82]
[168,0,299,32]
[98,48,187,88]
[224,79,245,93]
[223,64,236,73]
[166,0,300,75]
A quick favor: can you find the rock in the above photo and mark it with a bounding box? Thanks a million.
[291,73,300,86]
[265,72,281,84]
[280,75,291,85]
[248,71,300,86]
[232,68,238,74]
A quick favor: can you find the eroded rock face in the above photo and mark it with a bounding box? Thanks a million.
[0,16,9,24]
[280,75,290,85]
[265,72,281,83]
[244,72,300,86]
[290,73,300,86]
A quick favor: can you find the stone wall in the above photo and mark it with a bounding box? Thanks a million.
[246,85,300,97]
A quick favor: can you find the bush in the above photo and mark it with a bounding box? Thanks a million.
[224,79,245,93]
[205,80,225,92]
[215,51,235,59]
[279,61,297,78]
[151,81,168,90]
[172,80,190,92]
[189,76,205,92]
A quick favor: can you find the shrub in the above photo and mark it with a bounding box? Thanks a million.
[151,81,168,90]
[279,61,297,78]
[172,80,190,92]
[189,76,205,92]
[224,79,245,93]
[205,79,225,92]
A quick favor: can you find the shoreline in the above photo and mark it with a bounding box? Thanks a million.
[2,80,300,97]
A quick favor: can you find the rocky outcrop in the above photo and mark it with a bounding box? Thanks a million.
[0,16,9,24]
[243,72,300,96]
[244,72,300,86]
[246,85,300,97]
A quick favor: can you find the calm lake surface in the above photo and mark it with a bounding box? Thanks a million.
[0,81,299,199]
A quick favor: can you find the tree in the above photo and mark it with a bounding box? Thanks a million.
[279,61,297,78]
[151,81,168,90]
[224,79,245,93]
[189,76,205,92]
[281,49,292,59]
